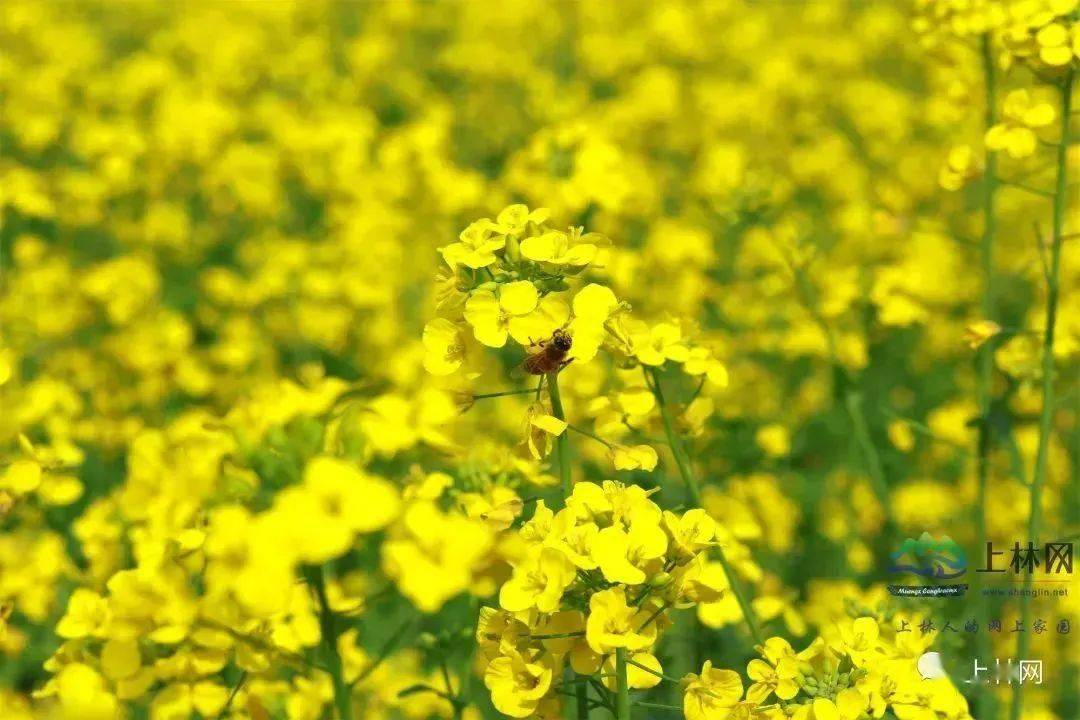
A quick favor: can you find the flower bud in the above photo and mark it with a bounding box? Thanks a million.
[650,571,672,587]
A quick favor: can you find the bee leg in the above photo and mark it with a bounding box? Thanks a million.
[558,358,575,370]
[535,374,545,401]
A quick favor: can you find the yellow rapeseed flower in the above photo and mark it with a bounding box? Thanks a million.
[584,588,658,653]
[681,661,744,720]
[499,546,576,614]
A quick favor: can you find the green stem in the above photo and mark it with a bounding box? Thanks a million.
[215,671,247,720]
[576,676,589,720]
[651,371,702,503]
[635,600,671,633]
[459,600,479,717]
[548,372,581,720]
[634,701,682,711]
[565,422,614,448]
[1001,179,1054,198]
[1073,362,1080,523]
[881,408,969,451]
[548,371,572,502]
[844,392,890,508]
[586,676,611,710]
[649,369,764,646]
[974,32,998,720]
[615,648,632,720]
[530,631,586,640]
[349,619,413,687]
[1011,69,1073,720]
[439,659,463,720]
[473,387,541,400]
[625,657,682,684]
[308,566,352,720]
[774,237,894,530]
[200,620,317,671]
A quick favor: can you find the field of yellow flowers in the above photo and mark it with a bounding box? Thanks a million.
[1,1,1078,720]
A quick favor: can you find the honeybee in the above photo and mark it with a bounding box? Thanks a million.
[523,329,573,375]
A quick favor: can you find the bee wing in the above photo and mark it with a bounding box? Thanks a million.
[515,350,549,378]
[509,359,531,381]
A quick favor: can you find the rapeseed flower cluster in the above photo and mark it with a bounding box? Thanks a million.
[1,1,1076,720]
[678,616,974,720]
[476,482,720,717]
[429,206,989,720]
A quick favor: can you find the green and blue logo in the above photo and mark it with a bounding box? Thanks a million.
[889,532,968,579]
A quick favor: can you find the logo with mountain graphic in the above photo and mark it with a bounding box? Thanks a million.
[890,532,968,579]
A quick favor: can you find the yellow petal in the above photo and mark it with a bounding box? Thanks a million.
[0,349,12,386]
[984,124,1009,151]
[1003,89,1031,119]
[423,317,458,343]
[625,653,663,689]
[946,144,972,171]
[852,616,879,645]
[592,527,644,584]
[563,244,598,266]
[1023,103,1055,127]
[350,475,402,532]
[101,639,141,681]
[617,388,655,416]
[567,318,605,362]
[508,295,570,346]
[520,232,560,262]
[573,284,619,320]
[612,445,658,471]
[746,659,771,682]
[38,475,84,505]
[570,643,602,674]
[1039,45,1073,66]
[812,698,841,720]
[707,361,729,387]
[496,204,530,228]
[151,684,193,719]
[499,578,535,612]
[3,460,42,494]
[652,322,682,346]
[499,281,539,315]
[836,688,866,719]
[1005,127,1036,159]
[56,664,111,710]
[191,681,229,716]
[629,521,667,561]
[531,414,568,436]
[464,291,508,348]
[1036,23,1068,48]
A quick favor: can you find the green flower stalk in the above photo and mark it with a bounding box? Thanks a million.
[308,566,352,720]
[615,648,631,720]
[546,370,584,720]
[1011,68,1074,720]
[548,371,573,503]
[973,32,999,720]
[649,368,765,646]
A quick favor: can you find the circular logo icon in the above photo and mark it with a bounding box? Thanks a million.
[917,651,946,680]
